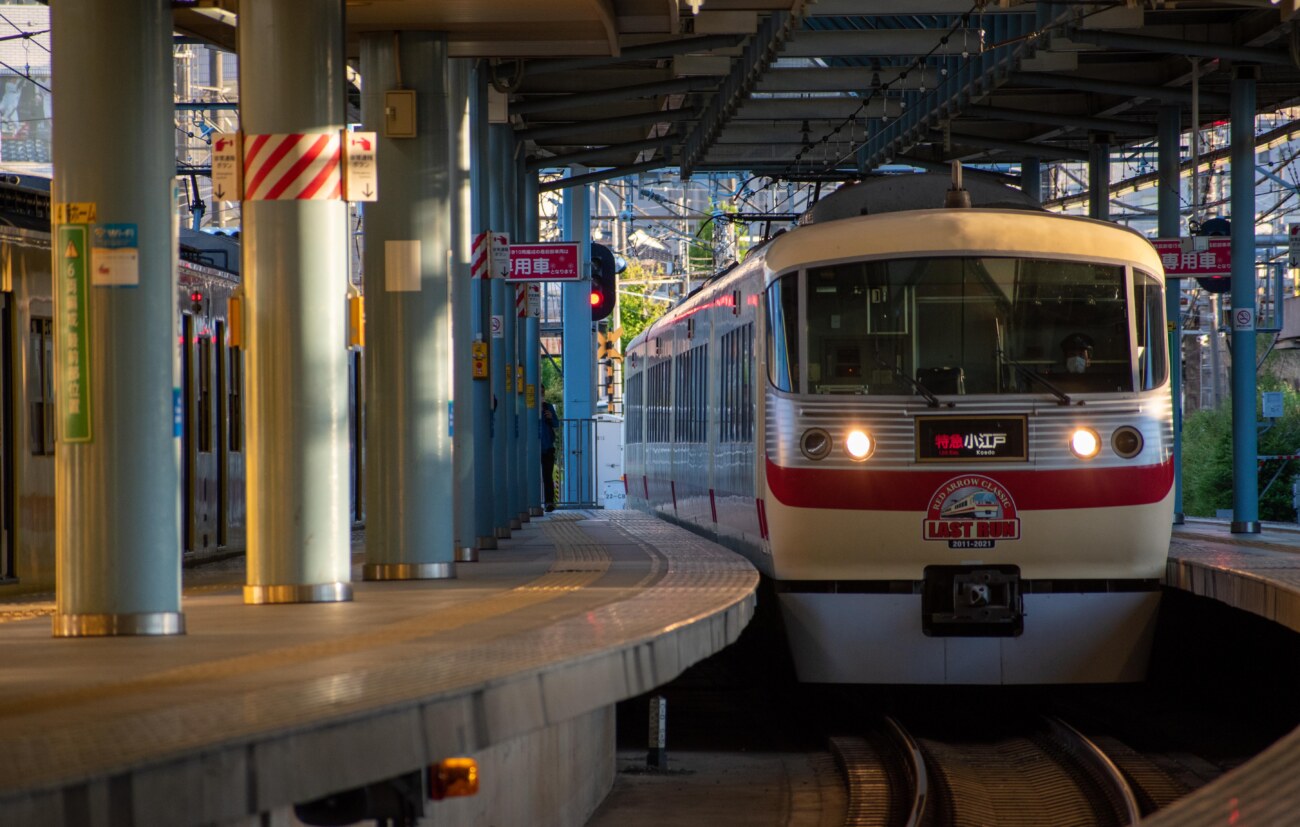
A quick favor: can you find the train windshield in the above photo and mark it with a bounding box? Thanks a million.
[767,256,1162,397]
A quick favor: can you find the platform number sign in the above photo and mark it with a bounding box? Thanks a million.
[56,225,93,443]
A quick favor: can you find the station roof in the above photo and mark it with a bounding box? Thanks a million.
[174,1,1300,184]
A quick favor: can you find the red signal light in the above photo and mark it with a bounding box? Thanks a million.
[590,289,603,307]
[190,291,203,303]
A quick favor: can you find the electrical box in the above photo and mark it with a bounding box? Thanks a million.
[472,341,488,379]
[384,89,416,138]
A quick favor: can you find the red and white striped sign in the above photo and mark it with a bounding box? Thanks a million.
[471,232,492,280]
[243,132,341,201]
[516,285,528,317]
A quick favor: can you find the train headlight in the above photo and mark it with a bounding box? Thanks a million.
[800,428,832,461]
[1069,427,1101,459]
[1111,426,1144,459]
[845,429,874,461]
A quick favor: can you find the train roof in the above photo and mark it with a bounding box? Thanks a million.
[764,207,1164,278]
[799,171,1041,225]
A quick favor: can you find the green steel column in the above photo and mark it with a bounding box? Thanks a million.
[51,0,182,636]
[359,32,456,580]
[450,60,477,562]
[240,0,352,603]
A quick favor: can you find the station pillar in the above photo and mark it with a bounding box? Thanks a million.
[358,32,457,580]
[1088,133,1111,221]
[524,171,544,516]
[1020,156,1041,203]
[239,0,352,603]
[469,68,497,549]
[1157,105,1185,525]
[449,60,478,562]
[1229,66,1260,534]
[561,173,595,506]
[50,1,183,635]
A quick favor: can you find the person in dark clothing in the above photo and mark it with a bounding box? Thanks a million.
[539,386,558,512]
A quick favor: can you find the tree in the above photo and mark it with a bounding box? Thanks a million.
[617,260,669,350]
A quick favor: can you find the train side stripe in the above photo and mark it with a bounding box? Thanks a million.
[765,459,1173,511]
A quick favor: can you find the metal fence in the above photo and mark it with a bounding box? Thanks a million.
[555,417,597,509]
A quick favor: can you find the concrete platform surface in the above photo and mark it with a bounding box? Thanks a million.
[0,511,758,826]
[1148,520,1300,826]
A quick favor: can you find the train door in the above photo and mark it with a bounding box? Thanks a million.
[181,314,195,552]
[215,319,227,547]
[349,349,364,526]
[0,295,13,582]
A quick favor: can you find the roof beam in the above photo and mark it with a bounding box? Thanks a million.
[964,105,1158,137]
[1011,71,1231,108]
[538,160,669,192]
[781,29,979,59]
[759,66,940,93]
[516,107,697,142]
[526,136,678,171]
[525,34,745,76]
[510,76,717,115]
[933,130,1090,162]
[733,97,902,120]
[1066,29,1295,67]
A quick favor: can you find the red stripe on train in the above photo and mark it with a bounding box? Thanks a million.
[765,459,1173,511]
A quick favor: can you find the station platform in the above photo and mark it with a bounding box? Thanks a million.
[1147,520,1300,825]
[0,511,759,827]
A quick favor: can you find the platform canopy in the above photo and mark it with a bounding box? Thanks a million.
[174,1,1300,182]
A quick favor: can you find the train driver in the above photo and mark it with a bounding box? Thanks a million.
[1060,333,1094,374]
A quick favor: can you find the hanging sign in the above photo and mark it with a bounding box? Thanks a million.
[1151,238,1231,277]
[506,242,583,281]
[211,133,243,201]
[490,233,511,277]
[342,130,378,202]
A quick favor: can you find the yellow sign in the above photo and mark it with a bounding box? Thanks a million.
[516,363,523,393]
[472,341,488,379]
[54,202,97,225]
[525,383,536,408]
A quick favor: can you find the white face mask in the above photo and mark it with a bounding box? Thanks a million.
[1066,355,1087,374]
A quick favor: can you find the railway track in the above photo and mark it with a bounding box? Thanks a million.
[831,716,1148,827]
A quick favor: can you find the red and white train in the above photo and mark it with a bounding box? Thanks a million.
[623,173,1173,684]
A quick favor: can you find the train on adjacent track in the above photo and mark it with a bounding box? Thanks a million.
[0,176,363,590]
[623,172,1174,684]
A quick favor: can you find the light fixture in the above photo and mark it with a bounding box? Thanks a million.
[1069,428,1101,459]
[845,429,874,461]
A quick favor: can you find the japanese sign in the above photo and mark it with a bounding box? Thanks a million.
[490,233,511,278]
[1151,238,1232,277]
[507,242,583,281]
[90,223,138,287]
[1290,224,1300,268]
[343,131,378,202]
[211,133,242,201]
[56,225,92,443]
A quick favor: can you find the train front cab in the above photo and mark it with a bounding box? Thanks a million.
[759,212,1175,685]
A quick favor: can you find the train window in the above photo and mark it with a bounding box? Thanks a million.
[625,371,643,445]
[647,360,671,443]
[765,274,798,392]
[27,317,52,456]
[721,323,754,442]
[673,344,708,443]
[1133,270,1168,391]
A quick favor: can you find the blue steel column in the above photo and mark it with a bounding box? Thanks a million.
[240,0,351,604]
[488,125,512,535]
[1088,133,1111,221]
[359,32,455,580]
[1230,66,1260,533]
[469,68,496,549]
[50,1,182,635]
[562,174,594,505]
[1021,156,1041,203]
[506,134,529,525]
[1157,105,1185,524]
[495,126,521,529]
[450,60,477,561]
[524,171,544,516]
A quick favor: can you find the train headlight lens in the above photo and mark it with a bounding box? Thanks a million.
[1111,426,1144,459]
[845,429,874,461]
[800,428,832,461]
[1069,428,1101,459]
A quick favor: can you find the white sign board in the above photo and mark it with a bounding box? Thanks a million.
[211,133,242,202]
[91,223,139,287]
[1263,391,1285,419]
[490,233,511,278]
[527,283,541,318]
[343,131,378,202]
[1233,307,1255,332]
[490,314,504,339]
[1290,223,1300,268]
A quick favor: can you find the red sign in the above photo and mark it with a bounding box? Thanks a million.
[922,475,1020,548]
[507,243,582,281]
[1151,238,1231,277]
[243,132,342,201]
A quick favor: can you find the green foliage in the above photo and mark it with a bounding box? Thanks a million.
[541,359,563,418]
[1181,351,1300,521]
[617,260,669,350]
